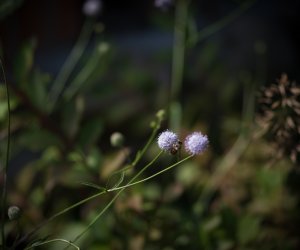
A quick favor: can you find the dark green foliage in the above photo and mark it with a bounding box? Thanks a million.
[1,1,299,249]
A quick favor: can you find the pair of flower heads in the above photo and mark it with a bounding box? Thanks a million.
[157,130,209,156]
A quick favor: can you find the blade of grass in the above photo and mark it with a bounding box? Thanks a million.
[47,19,95,111]
[0,58,11,250]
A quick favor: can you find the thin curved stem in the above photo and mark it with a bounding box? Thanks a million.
[13,113,163,249]
[0,58,10,250]
[70,154,193,247]
[45,191,107,223]
[107,154,193,192]
[24,238,80,250]
[108,120,161,180]
[12,190,106,249]
[187,0,256,47]
[132,124,161,168]
[72,151,163,238]
[63,45,105,101]
[68,150,164,247]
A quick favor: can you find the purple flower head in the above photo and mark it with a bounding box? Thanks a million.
[154,0,173,10]
[157,130,179,152]
[83,0,102,17]
[184,132,209,155]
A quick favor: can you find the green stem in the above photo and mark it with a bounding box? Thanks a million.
[108,154,193,192]
[47,19,95,111]
[24,238,80,250]
[132,124,160,168]
[105,119,162,188]
[63,44,105,101]
[171,0,189,102]
[12,191,106,249]
[187,0,256,47]
[68,151,164,246]
[17,153,169,249]
[169,0,189,132]
[0,58,10,250]
[13,113,163,249]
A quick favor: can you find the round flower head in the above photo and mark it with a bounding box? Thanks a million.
[157,130,179,152]
[184,132,209,155]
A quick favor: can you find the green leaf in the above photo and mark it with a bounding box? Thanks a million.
[256,168,284,196]
[237,215,260,245]
[106,170,125,190]
[30,187,45,206]
[221,207,237,238]
[78,117,103,148]
[27,68,51,111]
[0,101,8,120]
[61,97,84,137]
[13,39,36,86]
[63,42,111,101]
[203,216,222,232]
[80,181,106,191]
[18,128,62,151]
[0,85,19,119]
[86,147,102,172]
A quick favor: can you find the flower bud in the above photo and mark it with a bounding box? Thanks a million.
[156,109,166,122]
[8,206,21,221]
[97,42,110,54]
[110,132,125,147]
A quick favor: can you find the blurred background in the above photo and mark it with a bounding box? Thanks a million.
[0,0,300,249]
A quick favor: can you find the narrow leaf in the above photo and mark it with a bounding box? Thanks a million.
[80,182,106,191]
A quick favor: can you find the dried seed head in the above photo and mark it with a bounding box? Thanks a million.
[256,74,300,164]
